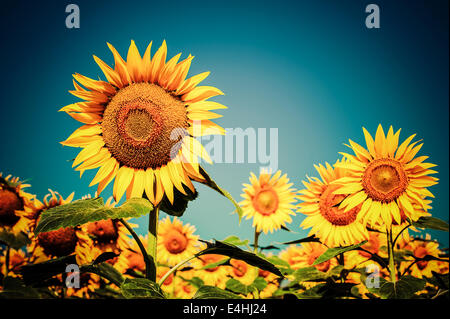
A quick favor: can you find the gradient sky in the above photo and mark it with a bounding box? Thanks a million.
[0,0,448,248]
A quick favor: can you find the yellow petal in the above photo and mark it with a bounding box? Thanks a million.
[113,166,134,202]
[126,40,144,83]
[93,55,122,88]
[150,40,167,83]
[107,42,132,86]
[181,86,224,103]
[159,166,174,204]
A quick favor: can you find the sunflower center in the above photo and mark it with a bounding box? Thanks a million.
[202,255,221,272]
[126,251,146,272]
[319,184,359,226]
[164,229,188,254]
[86,219,119,244]
[102,83,188,169]
[414,246,429,270]
[0,189,22,227]
[253,188,279,216]
[231,260,248,277]
[362,159,408,202]
[37,227,78,257]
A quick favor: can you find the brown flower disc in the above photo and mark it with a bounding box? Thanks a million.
[102,83,188,169]
[362,158,408,202]
[319,184,359,226]
[0,189,22,226]
[37,227,78,257]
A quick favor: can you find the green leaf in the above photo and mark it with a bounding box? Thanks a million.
[312,241,367,265]
[225,278,248,295]
[293,267,327,282]
[222,235,249,246]
[120,278,166,299]
[197,240,283,277]
[412,216,449,232]
[0,277,41,299]
[179,276,204,289]
[249,277,268,292]
[159,186,197,217]
[0,231,30,250]
[279,235,320,245]
[193,285,242,299]
[20,255,77,286]
[200,258,230,270]
[198,167,244,222]
[35,197,153,233]
[81,262,124,287]
[365,275,426,299]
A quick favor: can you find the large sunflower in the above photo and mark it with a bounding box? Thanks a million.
[61,40,226,204]
[240,170,297,234]
[333,124,438,228]
[157,216,200,266]
[297,160,369,247]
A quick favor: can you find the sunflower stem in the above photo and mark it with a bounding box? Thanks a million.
[147,205,160,281]
[158,255,197,287]
[387,227,397,283]
[5,245,10,275]
[118,218,154,280]
[253,230,261,254]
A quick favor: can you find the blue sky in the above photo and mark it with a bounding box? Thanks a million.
[0,0,448,247]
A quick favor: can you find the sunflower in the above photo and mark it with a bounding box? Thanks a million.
[117,234,147,275]
[157,216,200,266]
[173,268,197,299]
[290,242,338,273]
[297,160,369,247]
[157,265,175,296]
[257,261,280,298]
[240,170,297,234]
[0,248,26,278]
[228,259,259,286]
[0,173,36,235]
[278,245,304,269]
[333,124,438,228]
[26,189,74,232]
[61,40,226,205]
[82,197,131,264]
[29,191,93,266]
[193,251,229,288]
[399,235,445,278]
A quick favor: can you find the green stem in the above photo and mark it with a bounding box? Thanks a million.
[158,255,196,286]
[5,246,10,275]
[147,205,160,281]
[387,228,397,283]
[253,230,261,254]
[118,218,153,280]
[392,223,411,247]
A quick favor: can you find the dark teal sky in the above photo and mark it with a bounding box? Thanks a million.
[0,0,448,247]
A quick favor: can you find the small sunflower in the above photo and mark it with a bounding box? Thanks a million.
[26,189,74,232]
[240,170,297,234]
[399,235,445,278]
[290,242,338,273]
[173,267,197,299]
[278,245,304,269]
[228,259,259,286]
[118,234,147,275]
[0,173,36,234]
[297,160,369,247]
[82,197,131,264]
[0,248,26,278]
[157,266,175,296]
[61,40,226,205]
[29,191,93,265]
[333,124,438,228]
[193,251,229,288]
[157,216,200,266]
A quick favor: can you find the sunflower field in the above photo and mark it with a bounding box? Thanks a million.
[0,41,448,300]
